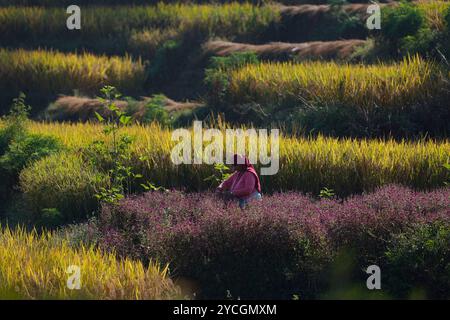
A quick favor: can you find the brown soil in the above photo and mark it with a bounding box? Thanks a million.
[203,39,366,60]
[45,95,202,122]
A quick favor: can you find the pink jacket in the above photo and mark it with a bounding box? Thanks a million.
[218,171,258,199]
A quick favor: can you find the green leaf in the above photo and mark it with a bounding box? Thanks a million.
[94,112,105,123]
[119,115,132,126]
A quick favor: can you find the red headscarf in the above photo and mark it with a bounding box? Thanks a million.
[233,154,261,193]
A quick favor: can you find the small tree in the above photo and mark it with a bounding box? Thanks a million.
[90,86,142,204]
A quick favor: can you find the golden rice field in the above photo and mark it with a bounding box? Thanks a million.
[417,0,450,31]
[0,49,145,96]
[0,3,278,39]
[0,226,181,299]
[24,121,450,195]
[226,55,445,109]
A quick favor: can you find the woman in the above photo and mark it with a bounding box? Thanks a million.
[216,154,262,209]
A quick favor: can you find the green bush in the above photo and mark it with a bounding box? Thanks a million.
[0,94,62,216]
[205,51,259,108]
[142,94,171,125]
[148,40,185,86]
[445,6,450,31]
[19,152,108,224]
[0,94,29,154]
[385,221,450,299]
[0,134,61,177]
[378,2,425,56]
[381,3,424,42]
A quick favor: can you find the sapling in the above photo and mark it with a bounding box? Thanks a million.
[91,86,141,204]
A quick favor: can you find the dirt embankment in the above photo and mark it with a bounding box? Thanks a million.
[45,95,201,122]
[278,3,393,18]
[204,39,366,60]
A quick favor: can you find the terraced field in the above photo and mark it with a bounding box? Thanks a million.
[1,0,449,300]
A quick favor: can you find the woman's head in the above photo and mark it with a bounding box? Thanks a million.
[232,154,250,172]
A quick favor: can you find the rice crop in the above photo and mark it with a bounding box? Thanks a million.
[224,55,445,109]
[23,121,450,195]
[0,3,279,45]
[0,49,145,102]
[0,226,181,299]
[417,0,450,31]
[0,0,395,5]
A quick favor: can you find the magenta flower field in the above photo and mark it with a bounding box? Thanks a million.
[95,185,450,299]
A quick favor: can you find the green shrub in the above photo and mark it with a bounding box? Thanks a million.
[0,93,30,155]
[379,2,425,56]
[0,133,61,177]
[148,40,185,86]
[19,152,108,224]
[446,6,450,31]
[381,3,424,42]
[39,208,64,229]
[205,51,259,107]
[142,94,171,125]
[0,94,62,216]
[385,221,450,299]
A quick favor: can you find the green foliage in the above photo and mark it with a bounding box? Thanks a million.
[0,94,61,216]
[205,52,259,107]
[148,40,184,85]
[376,2,446,57]
[444,163,450,186]
[319,187,335,199]
[0,93,30,154]
[446,6,450,31]
[88,86,165,205]
[0,134,61,177]
[140,181,167,192]
[381,2,424,43]
[142,94,170,125]
[90,86,140,204]
[204,163,231,187]
[328,0,363,38]
[385,221,450,299]
[39,208,64,229]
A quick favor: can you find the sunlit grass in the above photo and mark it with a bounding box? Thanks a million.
[22,121,450,194]
[0,226,181,299]
[227,55,443,109]
[0,49,145,95]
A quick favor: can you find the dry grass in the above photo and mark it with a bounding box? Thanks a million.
[204,40,366,60]
[45,95,202,122]
[279,3,394,19]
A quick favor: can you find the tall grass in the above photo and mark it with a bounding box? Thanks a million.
[0,4,279,46]
[0,49,145,110]
[0,226,181,299]
[224,55,444,109]
[0,0,393,5]
[23,121,450,195]
[417,0,450,31]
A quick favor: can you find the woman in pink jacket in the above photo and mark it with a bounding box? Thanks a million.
[216,154,262,208]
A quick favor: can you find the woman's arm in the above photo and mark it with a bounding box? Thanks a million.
[230,172,256,198]
[217,172,236,191]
